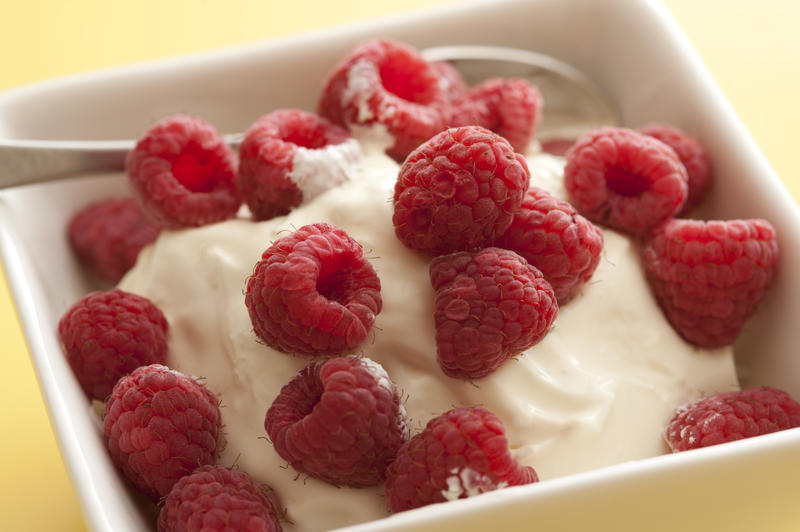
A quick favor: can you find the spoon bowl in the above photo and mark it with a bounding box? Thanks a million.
[0,45,619,188]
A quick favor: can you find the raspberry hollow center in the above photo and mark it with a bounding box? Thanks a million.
[316,268,353,304]
[171,147,218,193]
[379,55,435,104]
[605,165,650,196]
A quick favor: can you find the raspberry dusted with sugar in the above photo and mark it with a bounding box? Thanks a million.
[67,197,161,284]
[495,186,604,304]
[385,406,537,513]
[104,364,223,499]
[158,465,282,532]
[430,247,558,379]
[564,127,688,235]
[58,289,168,400]
[245,223,382,355]
[238,109,361,221]
[643,218,778,348]
[665,387,800,452]
[265,356,407,486]
[452,78,543,154]
[318,39,449,162]
[126,114,240,228]
[393,126,530,255]
[639,123,712,213]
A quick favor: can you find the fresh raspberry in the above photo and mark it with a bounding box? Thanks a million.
[67,197,161,284]
[318,39,449,162]
[393,126,530,255]
[564,127,688,236]
[245,223,382,355]
[639,123,712,213]
[264,356,407,487]
[665,387,800,452]
[430,247,558,379]
[126,114,241,228]
[57,289,168,400]
[452,78,542,153]
[494,186,604,304]
[158,465,282,532]
[103,364,223,499]
[643,218,778,348]
[539,138,576,156]
[238,110,360,221]
[385,406,538,513]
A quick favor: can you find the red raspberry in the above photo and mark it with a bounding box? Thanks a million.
[238,110,360,221]
[245,223,382,355]
[58,289,168,400]
[385,406,538,513]
[67,197,161,284]
[564,127,688,236]
[393,126,530,255]
[264,356,407,487]
[643,218,778,348]
[318,39,449,162]
[126,114,241,228]
[430,247,558,379]
[103,364,223,499]
[639,123,712,213]
[665,387,800,452]
[158,465,282,532]
[494,186,604,304]
[452,78,542,153]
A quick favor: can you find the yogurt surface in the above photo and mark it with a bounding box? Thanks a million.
[120,142,738,531]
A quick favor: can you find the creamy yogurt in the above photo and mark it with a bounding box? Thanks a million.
[120,142,738,531]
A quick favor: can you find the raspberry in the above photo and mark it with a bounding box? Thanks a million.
[126,114,241,228]
[67,197,161,284]
[103,364,223,499]
[643,218,778,348]
[452,78,542,153]
[318,39,449,162]
[57,289,168,400]
[665,387,800,452]
[564,127,688,236]
[238,110,360,221]
[245,223,382,355]
[264,356,407,486]
[494,186,604,304]
[158,465,282,532]
[639,123,711,213]
[430,247,558,379]
[393,126,530,255]
[385,406,538,513]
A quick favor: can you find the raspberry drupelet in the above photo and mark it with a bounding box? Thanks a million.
[245,223,382,355]
[393,126,530,255]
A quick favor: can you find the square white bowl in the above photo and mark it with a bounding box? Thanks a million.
[2,0,800,530]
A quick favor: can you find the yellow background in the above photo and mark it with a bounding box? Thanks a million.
[1,1,798,530]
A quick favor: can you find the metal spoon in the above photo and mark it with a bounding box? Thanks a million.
[0,45,620,189]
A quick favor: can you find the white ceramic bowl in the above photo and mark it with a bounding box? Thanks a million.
[2,0,800,530]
